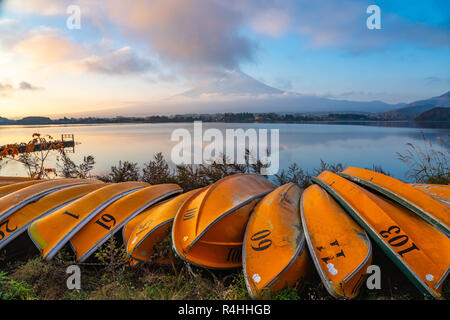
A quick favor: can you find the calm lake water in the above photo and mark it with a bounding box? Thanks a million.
[0,122,448,182]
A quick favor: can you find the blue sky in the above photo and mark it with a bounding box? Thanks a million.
[0,0,449,117]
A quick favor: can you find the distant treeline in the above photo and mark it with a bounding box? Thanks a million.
[0,113,415,126]
[1,108,448,126]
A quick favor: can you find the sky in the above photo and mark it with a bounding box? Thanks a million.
[0,0,449,118]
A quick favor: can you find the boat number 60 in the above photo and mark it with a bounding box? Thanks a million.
[250,230,272,251]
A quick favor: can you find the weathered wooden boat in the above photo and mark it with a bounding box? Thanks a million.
[122,208,147,245]
[172,174,275,269]
[0,180,45,198]
[0,183,105,250]
[126,189,198,265]
[243,183,310,298]
[300,184,372,299]
[28,182,148,260]
[411,184,450,206]
[70,184,182,262]
[0,177,36,183]
[313,171,450,299]
[339,167,449,237]
[0,179,100,222]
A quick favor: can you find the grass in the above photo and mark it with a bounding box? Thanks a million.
[1,235,445,301]
[0,271,35,300]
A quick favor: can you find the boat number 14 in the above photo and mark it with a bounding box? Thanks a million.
[379,225,420,257]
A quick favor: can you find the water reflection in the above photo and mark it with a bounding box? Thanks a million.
[0,122,448,181]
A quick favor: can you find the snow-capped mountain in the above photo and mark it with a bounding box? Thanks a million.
[179,70,283,98]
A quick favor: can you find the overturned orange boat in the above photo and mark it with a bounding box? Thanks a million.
[172,174,275,269]
[0,180,44,198]
[0,177,36,184]
[126,189,199,265]
[243,183,310,298]
[70,184,182,262]
[300,184,372,299]
[0,178,100,222]
[0,183,105,250]
[28,182,148,260]
[0,177,37,189]
[339,167,450,237]
[411,184,450,206]
[314,171,450,299]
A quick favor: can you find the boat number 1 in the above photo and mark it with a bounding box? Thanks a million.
[250,230,272,251]
[379,225,419,257]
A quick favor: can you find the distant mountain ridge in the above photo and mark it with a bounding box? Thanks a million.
[415,107,450,121]
[383,91,450,120]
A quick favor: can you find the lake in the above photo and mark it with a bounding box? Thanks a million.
[0,122,448,182]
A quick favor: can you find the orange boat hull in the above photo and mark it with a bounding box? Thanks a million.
[340,167,450,237]
[172,174,275,269]
[300,184,372,299]
[243,183,311,298]
[0,183,105,250]
[28,182,149,260]
[411,184,450,205]
[126,189,198,264]
[0,178,100,221]
[314,171,450,299]
[71,184,182,262]
[0,180,44,198]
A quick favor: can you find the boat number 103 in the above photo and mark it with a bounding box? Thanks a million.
[379,225,420,257]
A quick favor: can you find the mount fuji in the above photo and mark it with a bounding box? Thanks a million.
[53,70,407,117]
[164,70,402,114]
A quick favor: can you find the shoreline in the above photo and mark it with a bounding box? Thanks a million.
[0,120,449,130]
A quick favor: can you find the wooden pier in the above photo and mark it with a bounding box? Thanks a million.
[0,134,75,157]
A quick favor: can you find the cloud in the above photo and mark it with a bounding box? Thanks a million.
[3,24,152,76]
[3,0,449,77]
[233,0,450,51]
[0,18,25,48]
[249,8,290,38]
[101,0,254,75]
[0,81,42,97]
[424,76,450,85]
[265,0,450,51]
[12,29,85,66]
[79,47,153,75]
[19,81,40,90]
[275,77,293,90]
[5,0,71,15]
[0,82,14,96]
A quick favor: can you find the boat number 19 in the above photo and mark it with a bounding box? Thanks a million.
[379,225,420,257]
[95,214,116,230]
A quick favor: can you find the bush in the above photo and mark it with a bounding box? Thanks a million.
[0,271,35,300]
[98,161,140,182]
[397,132,449,184]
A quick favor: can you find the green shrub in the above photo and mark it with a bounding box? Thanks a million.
[0,271,35,300]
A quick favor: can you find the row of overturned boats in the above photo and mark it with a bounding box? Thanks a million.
[0,167,448,299]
